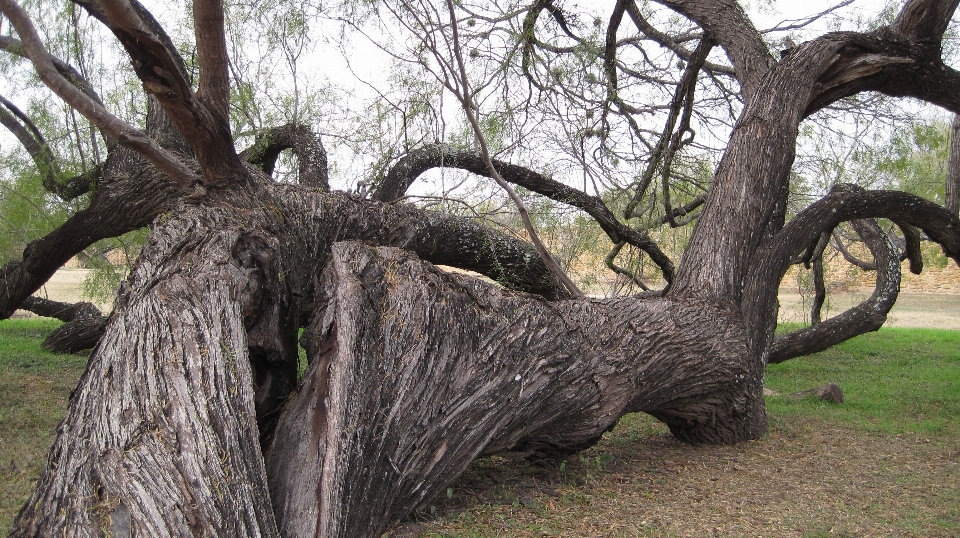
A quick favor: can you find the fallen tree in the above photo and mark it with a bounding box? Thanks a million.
[2,0,960,536]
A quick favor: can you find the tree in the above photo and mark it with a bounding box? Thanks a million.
[1,0,959,537]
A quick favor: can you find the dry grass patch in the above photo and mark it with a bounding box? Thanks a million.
[397,414,958,537]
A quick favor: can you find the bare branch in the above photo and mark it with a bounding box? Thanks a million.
[745,185,960,361]
[240,124,329,190]
[760,0,856,35]
[623,33,713,220]
[604,241,651,291]
[19,296,102,322]
[372,143,676,283]
[0,34,107,107]
[443,0,583,297]
[79,0,244,185]
[0,0,199,187]
[623,1,735,77]
[650,0,775,102]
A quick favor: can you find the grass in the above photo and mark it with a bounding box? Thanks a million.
[0,318,957,536]
[766,326,960,438]
[0,318,88,532]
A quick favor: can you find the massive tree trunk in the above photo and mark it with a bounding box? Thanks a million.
[268,241,754,538]
[11,191,757,536]
[12,205,282,537]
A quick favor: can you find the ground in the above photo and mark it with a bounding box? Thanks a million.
[396,416,958,537]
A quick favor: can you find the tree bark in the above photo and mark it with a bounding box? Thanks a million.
[267,241,759,538]
[11,187,765,537]
[9,1,960,536]
[947,113,960,215]
[40,314,107,354]
[18,296,101,321]
[16,297,106,353]
[9,186,577,535]
[12,205,281,537]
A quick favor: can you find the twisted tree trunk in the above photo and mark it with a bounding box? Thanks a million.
[268,241,757,538]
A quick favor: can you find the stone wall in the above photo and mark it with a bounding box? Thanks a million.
[782,255,960,295]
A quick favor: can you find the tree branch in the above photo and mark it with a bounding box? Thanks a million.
[650,0,774,102]
[770,218,900,363]
[0,0,199,187]
[372,143,675,283]
[947,114,960,215]
[745,185,960,363]
[240,124,329,190]
[441,0,583,297]
[0,94,100,199]
[193,0,231,121]
[0,34,108,108]
[80,0,244,185]
[623,0,735,77]
[890,0,960,45]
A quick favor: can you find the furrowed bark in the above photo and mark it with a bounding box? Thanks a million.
[267,241,758,538]
[12,205,281,537]
[41,314,107,354]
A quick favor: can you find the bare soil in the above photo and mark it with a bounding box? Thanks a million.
[778,290,960,330]
[396,414,960,537]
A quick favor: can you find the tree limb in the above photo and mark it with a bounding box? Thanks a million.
[0,0,199,187]
[80,0,244,185]
[0,94,101,199]
[745,185,960,363]
[623,0,735,77]
[650,0,774,102]
[372,143,675,283]
[19,296,101,322]
[947,114,960,215]
[240,124,329,190]
[770,218,900,363]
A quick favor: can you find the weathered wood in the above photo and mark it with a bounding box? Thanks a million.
[11,206,281,537]
[267,241,758,538]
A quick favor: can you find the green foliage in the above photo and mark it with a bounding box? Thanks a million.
[79,227,150,304]
[0,164,73,265]
[857,119,951,203]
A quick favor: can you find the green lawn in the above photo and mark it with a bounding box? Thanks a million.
[0,319,87,533]
[766,325,960,438]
